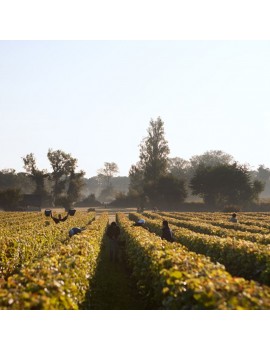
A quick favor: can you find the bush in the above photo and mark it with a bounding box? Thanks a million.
[223,205,241,213]
[75,193,101,207]
[0,188,22,210]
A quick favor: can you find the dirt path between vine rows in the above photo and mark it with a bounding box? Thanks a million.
[80,210,147,310]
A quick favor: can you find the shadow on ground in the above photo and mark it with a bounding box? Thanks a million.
[80,234,148,310]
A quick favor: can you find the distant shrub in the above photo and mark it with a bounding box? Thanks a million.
[0,188,22,210]
[223,205,241,213]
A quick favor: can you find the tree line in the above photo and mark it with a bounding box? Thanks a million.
[0,117,270,211]
[114,117,268,211]
[0,149,86,210]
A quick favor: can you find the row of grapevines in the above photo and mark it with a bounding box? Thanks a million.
[129,212,270,285]
[0,212,95,277]
[172,211,270,219]
[240,212,270,218]
[165,211,270,230]
[158,211,270,234]
[144,211,270,245]
[117,213,270,309]
[0,212,41,219]
[0,212,44,229]
[0,213,108,309]
[0,211,86,234]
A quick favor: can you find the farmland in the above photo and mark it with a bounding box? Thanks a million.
[1,210,270,309]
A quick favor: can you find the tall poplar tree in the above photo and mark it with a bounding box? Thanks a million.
[128,117,186,209]
[139,117,170,183]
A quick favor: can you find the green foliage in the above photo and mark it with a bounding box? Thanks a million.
[97,162,119,188]
[223,205,241,212]
[129,117,170,193]
[0,169,35,194]
[76,193,101,207]
[190,163,264,208]
[256,165,270,183]
[66,170,86,207]
[0,213,107,309]
[128,164,144,195]
[0,188,22,210]
[98,185,116,203]
[128,117,186,208]
[47,149,85,206]
[1,210,270,310]
[143,175,187,209]
[190,150,235,170]
[109,191,140,207]
[139,117,170,183]
[22,153,49,200]
[0,211,95,277]
[117,213,270,309]
[139,211,270,285]
[168,157,191,181]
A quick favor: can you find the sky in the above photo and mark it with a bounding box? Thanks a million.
[1,0,270,349]
[1,40,270,178]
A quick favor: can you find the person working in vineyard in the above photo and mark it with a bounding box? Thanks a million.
[229,213,238,223]
[51,212,69,224]
[69,226,86,237]
[106,221,121,263]
[133,219,149,230]
[161,220,174,242]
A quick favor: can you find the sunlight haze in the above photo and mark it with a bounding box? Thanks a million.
[1,40,270,177]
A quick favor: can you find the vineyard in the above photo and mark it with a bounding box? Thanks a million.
[1,210,270,309]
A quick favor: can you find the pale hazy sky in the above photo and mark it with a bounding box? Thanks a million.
[1,0,270,346]
[1,40,270,177]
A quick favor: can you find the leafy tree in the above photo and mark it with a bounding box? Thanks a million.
[138,117,170,183]
[190,150,235,173]
[61,170,86,208]
[168,157,191,181]
[47,149,85,206]
[83,175,129,200]
[96,162,119,202]
[110,191,140,207]
[128,117,170,193]
[128,163,144,195]
[0,169,34,193]
[252,165,270,198]
[144,175,187,209]
[76,193,101,207]
[256,165,270,183]
[98,185,116,203]
[252,180,265,201]
[128,117,186,207]
[22,153,49,200]
[97,162,119,188]
[0,188,22,210]
[190,163,264,208]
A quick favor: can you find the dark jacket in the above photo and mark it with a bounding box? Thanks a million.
[51,214,69,224]
[162,226,174,242]
[106,224,120,240]
[69,227,82,237]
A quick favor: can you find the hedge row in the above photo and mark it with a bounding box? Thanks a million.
[157,211,270,234]
[165,211,270,230]
[0,212,95,277]
[0,213,43,229]
[144,211,270,245]
[130,212,270,285]
[118,213,270,309]
[0,213,107,309]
